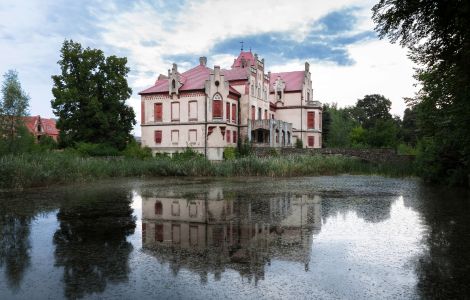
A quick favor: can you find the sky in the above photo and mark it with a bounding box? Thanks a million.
[0,0,417,135]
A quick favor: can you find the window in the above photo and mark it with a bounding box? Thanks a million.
[307,91,310,101]
[190,226,198,246]
[188,101,197,121]
[308,136,314,147]
[232,104,236,123]
[251,105,255,120]
[189,129,197,143]
[227,130,231,143]
[264,109,267,120]
[171,102,180,121]
[258,107,262,120]
[171,130,179,144]
[154,103,162,122]
[155,224,164,242]
[171,201,180,216]
[233,130,237,144]
[189,203,197,217]
[172,224,181,244]
[213,93,222,118]
[307,112,315,129]
[154,130,162,144]
[154,201,162,215]
[226,102,230,121]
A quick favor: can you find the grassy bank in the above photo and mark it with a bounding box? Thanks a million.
[0,152,415,189]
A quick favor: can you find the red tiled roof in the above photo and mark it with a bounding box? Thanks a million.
[221,68,248,81]
[140,65,212,95]
[22,116,59,136]
[231,51,255,68]
[270,71,305,92]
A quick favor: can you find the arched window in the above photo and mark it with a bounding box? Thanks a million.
[155,201,162,215]
[212,93,222,118]
[172,79,176,89]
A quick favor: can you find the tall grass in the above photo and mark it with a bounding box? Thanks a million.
[0,152,415,189]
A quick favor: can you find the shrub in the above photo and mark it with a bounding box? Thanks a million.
[122,139,152,159]
[172,147,203,160]
[223,147,237,160]
[75,142,120,157]
[295,139,303,149]
[396,143,417,155]
[237,138,252,157]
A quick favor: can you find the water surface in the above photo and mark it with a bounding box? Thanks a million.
[0,176,468,299]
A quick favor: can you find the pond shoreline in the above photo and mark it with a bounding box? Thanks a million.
[0,152,415,190]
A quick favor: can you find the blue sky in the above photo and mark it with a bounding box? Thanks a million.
[0,0,416,135]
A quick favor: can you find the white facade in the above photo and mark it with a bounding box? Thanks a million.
[140,51,322,160]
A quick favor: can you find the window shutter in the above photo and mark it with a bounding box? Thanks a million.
[155,130,162,144]
[154,103,162,122]
[226,102,230,121]
[232,104,236,123]
[233,130,237,143]
[308,136,314,147]
[213,100,222,118]
[307,112,315,129]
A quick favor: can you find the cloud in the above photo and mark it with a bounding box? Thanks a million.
[0,0,417,137]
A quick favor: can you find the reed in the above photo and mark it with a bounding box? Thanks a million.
[0,152,415,189]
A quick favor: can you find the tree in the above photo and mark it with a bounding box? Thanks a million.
[352,94,392,129]
[373,0,470,186]
[323,104,358,148]
[51,40,136,150]
[0,70,30,152]
[402,107,418,146]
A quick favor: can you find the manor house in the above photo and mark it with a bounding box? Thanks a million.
[139,51,322,160]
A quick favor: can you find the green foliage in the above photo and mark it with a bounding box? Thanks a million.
[0,70,30,153]
[397,143,417,156]
[75,142,120,157]
[352,94,392,129]
[323,104,358,147]
[223,147,237,160]
[0,152,415,189]
[373,0,470,186]
[122,139,152,159]
[237,138,253,157]
[38,135,58,151]
[51,40,136,150]
[295,138,303,149]
[349,126,367,148]
[365,119,399,148]
[402,107,418,146]
[172,147,203,161]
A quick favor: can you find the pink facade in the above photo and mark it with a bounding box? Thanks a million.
[140,52,322,160]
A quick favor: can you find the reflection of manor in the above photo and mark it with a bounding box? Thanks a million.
[141,189,321,282]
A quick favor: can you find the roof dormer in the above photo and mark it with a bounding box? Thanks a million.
[168,63,182,95]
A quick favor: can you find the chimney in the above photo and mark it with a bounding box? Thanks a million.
[214,65,220,77]
[199,56,207,66]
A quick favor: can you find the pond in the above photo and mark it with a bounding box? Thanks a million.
[0,176,469,299]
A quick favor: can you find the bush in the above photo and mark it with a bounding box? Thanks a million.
[237,138,252,157]
[223,147,237,160]
[122,139,152,159]
[75,142,120,157]
[38,135,58,151]
[172,147,203,160]
[396,143,417,155]
[295,139,303,149]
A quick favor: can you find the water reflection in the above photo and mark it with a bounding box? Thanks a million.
[53,188,136,299]
[141,187,321,283]
[0,209,31,291]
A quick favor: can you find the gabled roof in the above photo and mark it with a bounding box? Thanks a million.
[231,51,255,68]
[221,68,249,81]
[23,116,59,135]
[269,71,305,92]
[140,65,212,95]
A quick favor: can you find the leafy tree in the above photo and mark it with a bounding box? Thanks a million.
[51,40,136,150]
[0,70,30,152]
[402,107,418,146]
[321,104,331,145]
[352,94,392,129]
[365,119,399,148]
[324,104,358,147]
[373,0,470,186]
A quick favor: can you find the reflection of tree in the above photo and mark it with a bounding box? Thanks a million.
[0,213,31,291]
[411,187,470,298]
[53,190,136,299]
